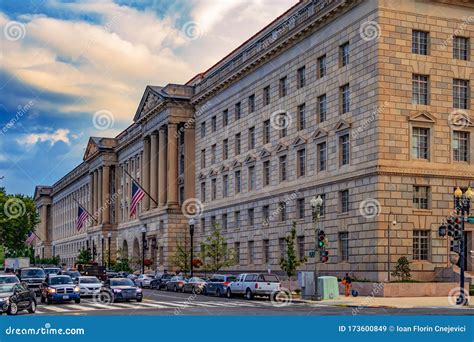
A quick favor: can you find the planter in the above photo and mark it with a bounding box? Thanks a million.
[339,282,469,297]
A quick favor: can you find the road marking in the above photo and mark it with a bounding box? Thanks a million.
[66,305,89,311]
[139,302,168,309]
[89,303,117,309]
[40,306,69,312]
[149,301,187,307]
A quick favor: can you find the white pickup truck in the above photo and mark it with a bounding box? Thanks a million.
[225,273,281,300]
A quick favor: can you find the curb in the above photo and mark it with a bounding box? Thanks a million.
[291,299,397,309]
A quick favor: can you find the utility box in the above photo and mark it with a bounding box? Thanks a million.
[298,271,315,299]
[318,276,339,300]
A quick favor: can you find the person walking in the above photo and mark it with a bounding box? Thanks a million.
[342,273,352,297]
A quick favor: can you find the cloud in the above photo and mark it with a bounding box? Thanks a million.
[21,128,70,146]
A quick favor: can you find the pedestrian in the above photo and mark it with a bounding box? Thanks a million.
[342,273,352,297]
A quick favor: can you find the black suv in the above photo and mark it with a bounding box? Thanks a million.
[150,273,175,290]
[18,268,46,296]
[0,283,37,315]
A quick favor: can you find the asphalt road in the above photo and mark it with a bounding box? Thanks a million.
[17,289,474,316]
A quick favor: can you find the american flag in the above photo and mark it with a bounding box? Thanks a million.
[130,179,145,217]
[76,205,89,230]
[25,231,36,245]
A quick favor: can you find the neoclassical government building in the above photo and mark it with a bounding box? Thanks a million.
[34,0,474,281]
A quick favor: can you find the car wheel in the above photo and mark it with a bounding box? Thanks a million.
[245,288,253,300]
[28,300,37,314]
[74,298,81,304]
[203,287,208,296]
[216,289,221,297]
[226,288,232,299]
[7,303,18,315]
[137,298,142,303]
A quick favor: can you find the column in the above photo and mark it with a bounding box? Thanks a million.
[89,173,94,217]
[98,167,103,224]
[167,123,178,205]
[93,170,99,222]
[142,137,151,211]
[184,126,195,200]
[102,165,110,225]
[158,127,167,205]
[150,133,158,208]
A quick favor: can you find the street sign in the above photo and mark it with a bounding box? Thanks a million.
[309,251,315,258]
[467,217,474,224]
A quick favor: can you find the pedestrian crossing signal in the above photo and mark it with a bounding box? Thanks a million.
[320,250,329,263]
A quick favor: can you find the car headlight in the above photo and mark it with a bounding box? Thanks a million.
[137,288,142,293]
[74,286,81,293]
[113,289,122,293]
[48,288,56,294]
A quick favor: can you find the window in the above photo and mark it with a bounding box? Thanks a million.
[211,116,217,132]
[318,142,327,171]
[248,241,254,264]
[453,131,469,162]
[297,149,306,177]
[453,79,469,109]
[340,42,350,66]
[200,149,206,168]
[279,201,287,221]
[279,155,287,182]
[235,170,241,193]
[297,66,306,88]
[340,134,350,166]
[222,109,229,126]
[297,236,305,261]
[235,211,241,228]
[248,95,255,113]
[235,133,241,155]
[263,86,270,106]
[211,178,217,200]
[412,127,429,160]
[413,186,430,210]
[200,122,206,138]
[211,215,216,228]
[234,242,240,263]
[297,198,305,219]
[200,217,206,232]
[340,190,349,213]
[278,113,288,138]
[412,30,429,55]
[222,213,228,230]
[318,94,327,122]
[318,194,326,216]
[279,238,287,257]
[263,160,270,186]
[413,230,429,260]
[279,76,288,97]
[262,205,270,225]
[297,103,306,130]
[263,239,270,264]
[211,144,216,164]
[223,174,229,197]
[248,166,255,191]
[340,84,350,113]
[454,36,469,61]
[200,182,206,202]
[339,232,349,261]
[235,102,242,120]
[223,139,229,160]
[317,55,326,78]
[412,74,429,105]
[248,208,255,226]
[263,120,270,144]
[248,127,256,150]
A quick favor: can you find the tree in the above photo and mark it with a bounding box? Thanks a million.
[113,248,133,273]
[391,256,411,281]
[279,221,306,293]
[172,238,190,274]
[76,247,92,264]
[199,223,236,274]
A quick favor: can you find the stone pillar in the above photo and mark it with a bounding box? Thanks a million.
[102,165,110,225]
[184,126,195,200]
[158,127,167,206]
[142,137,151,211]
[98,167,103,224]
[150,133,158,208]
[167,123,178,205]
[116,165,122,223]
[89,173,94,218]
[93,170,98,222]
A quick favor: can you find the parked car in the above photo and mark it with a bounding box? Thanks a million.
[116,272,129,278]
[135,274,154,288]
[100,278,143,302]
[226,273,281,300]
[182,277,207,294]
[204,274,237,297]
[61,270,81,282]
[43,267,61,277]
[0,283,37,315]
[40,275,81,304]
[77,276,102,297]
[18,268,46,296]
[106,271,119,279]
[127,274,138,282]
[0,275,20,285]
[150,273,175,290]
[166,276,187,292]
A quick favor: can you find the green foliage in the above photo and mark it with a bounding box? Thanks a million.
[279,221,306,291]
[76,247,92,264]
[199,223,236,274]
[112,249,133,273]
[33,256,60,266]
[391,256,411,281]
[172,238,190,274]
[0,188,39,257]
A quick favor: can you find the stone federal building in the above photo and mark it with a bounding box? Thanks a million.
[34,0,474,282]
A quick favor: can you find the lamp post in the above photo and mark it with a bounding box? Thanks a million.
[189,218,196,277]
[387,213,397,282]
[100,234,105,267]
[310,195,323,301]
[107,233,112,269]
[141,226,147,274]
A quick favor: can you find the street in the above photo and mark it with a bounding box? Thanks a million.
[19,289,474,316]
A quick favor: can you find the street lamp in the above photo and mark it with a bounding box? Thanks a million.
[310,195,323,301]
[387,213,397,282]
[107,233,112,269]
[189,218,196,277]
[100,234,105,267]
[141,226,147,274]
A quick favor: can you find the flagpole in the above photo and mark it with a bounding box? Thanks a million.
[123,169,159,206]
[73,197,98,223]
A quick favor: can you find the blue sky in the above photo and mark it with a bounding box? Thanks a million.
[0,0,294,196]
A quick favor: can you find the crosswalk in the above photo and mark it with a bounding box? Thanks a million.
[35,298,284,315]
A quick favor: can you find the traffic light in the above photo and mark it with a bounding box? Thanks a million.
[320,250,329,263]
[438,224,447,237]
[447,217,455,237]
[317,230,326,249]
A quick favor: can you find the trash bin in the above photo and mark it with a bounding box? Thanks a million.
[318,276,339,300]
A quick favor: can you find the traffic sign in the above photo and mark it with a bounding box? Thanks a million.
[309,251,315,258]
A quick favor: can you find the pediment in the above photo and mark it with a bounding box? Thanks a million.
[449,110,473,127]
[134,86,165,122]
[232,159,242,169]
[198,172,206,180]
[292,136,307,148]
[334,119,351,132]
[259,148,272,159]
[209,168,218,177]
[312,128,328,140]
[275,143,288,154]
[83,138,99,161]
[244,154,256,164]
[219,165,229,173]
[408,111,436,123]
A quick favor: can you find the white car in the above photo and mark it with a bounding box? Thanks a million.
[226,273,281,300]
[135,274,154,288]
[77,276,102,296]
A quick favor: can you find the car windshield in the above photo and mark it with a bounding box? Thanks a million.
[44,269,60,275]
[0,276,19,284]
[80,277,100,284]
[110,279,134,286]
[0,284,14,293]
[21,269,45,278]
[66,272,81,278]
[49,276,73,285]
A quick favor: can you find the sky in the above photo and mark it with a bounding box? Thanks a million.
[0,0,295,196]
